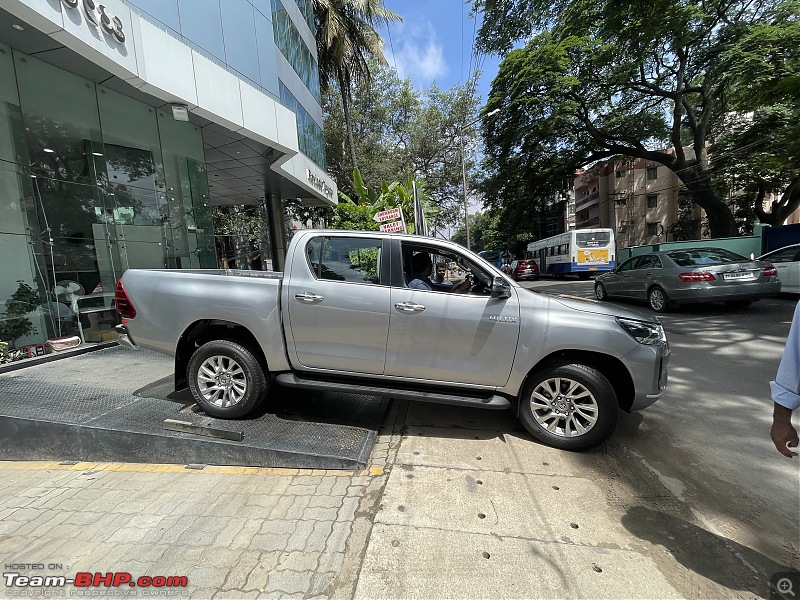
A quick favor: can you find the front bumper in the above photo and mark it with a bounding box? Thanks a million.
[625,340,670,411]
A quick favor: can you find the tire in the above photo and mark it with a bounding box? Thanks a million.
[187,340,269,418]
[648,285,670,313]
[518,362,618,450]
[595,282,607,301]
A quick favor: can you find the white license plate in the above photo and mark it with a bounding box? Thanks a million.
[723,272,755,281]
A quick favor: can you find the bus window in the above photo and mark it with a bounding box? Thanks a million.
[576,231,611,248]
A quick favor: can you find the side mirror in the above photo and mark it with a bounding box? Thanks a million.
[491,276,512,299]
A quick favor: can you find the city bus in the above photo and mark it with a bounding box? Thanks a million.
[477,250,503,270]
[526,228,616,278]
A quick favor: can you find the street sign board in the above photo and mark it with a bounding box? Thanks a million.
[379,221,405,233]
[373,207,402,223]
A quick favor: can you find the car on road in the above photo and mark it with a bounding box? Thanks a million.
[758,244,800,294]
[509,258,540,281]
[594,247,781,312]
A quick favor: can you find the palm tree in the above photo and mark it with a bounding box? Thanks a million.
[314,0,401,170]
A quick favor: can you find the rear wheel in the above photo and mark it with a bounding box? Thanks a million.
[187,340,269,418]
[595,282,607,301]
[518,362,618,451]
[648,285,670,313]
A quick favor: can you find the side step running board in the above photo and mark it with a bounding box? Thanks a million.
[275,373,511,410]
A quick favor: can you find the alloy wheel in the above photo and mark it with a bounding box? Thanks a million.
[528,377,599,438]
[196,354,248,408]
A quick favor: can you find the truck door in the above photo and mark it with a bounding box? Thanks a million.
[385,242,520,387]
[285,235,390,375]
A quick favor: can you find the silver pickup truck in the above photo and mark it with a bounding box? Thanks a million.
[115,230,669,450]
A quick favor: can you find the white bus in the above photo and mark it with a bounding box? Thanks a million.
[526,228,616,279]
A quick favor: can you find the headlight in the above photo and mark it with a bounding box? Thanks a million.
[616,317,667,345]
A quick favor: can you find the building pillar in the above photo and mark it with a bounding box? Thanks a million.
[265,192,287,272]
[232,206,251,270]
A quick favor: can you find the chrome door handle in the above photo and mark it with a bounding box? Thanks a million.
[394,302,426,313]
[294,292,324,303]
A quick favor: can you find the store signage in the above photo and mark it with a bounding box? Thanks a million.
[379,220,405,233]
[60,0,126,44]
[373,208,402,223]
[307,169,333,198]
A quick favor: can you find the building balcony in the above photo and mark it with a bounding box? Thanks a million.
[576,215,600,228]
[575,190,600,211]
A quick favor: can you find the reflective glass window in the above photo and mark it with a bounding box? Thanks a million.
[279,81,325,168]
[126,0,181,33]
[295,0,315,32]
[221,0,261,84]
[177,0,225,62]
[272,0,321,103]
[254,10,280,93]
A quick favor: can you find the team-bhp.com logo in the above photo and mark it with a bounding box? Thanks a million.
[4,571,188,590]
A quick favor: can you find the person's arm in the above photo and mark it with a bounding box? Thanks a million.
[770,302,800,457]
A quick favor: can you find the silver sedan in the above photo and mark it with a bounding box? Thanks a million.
[594,248,781,312]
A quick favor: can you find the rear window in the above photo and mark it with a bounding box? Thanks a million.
[575,232,611,248]
[518,259,534,265]
[666,248,748,267]
[480,251,500,261]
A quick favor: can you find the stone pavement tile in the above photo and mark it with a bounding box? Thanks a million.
[212,517,248,547]
[284,484,317,496]
[304,506,338,522]
[307,495,340,509]
[336,497,359,522]
[330,477,350,497]
[81,513,132,542]
[229,518,264,550]
[218,548,260,591]
[197,546,243,568]
[125,514,166,529]
[265,570,312,596]
[203,492,246,517]
[284,496,311,519]
[306,521,333,553]
[324,522,351,554]
[354,523,681,599]
[284,520,315,552]
[244,550,281,590]
[144,514,198,544]
[308,571,336,597]
[184,564,228,589]
[275,551,319,572]
[317,550,344,573]
[268,496,295,520]
[177,527,219,547]
[119,543,169,566]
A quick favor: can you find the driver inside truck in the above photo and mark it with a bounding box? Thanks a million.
[408,252,470,293]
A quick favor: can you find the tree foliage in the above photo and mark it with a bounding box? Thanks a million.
[324,62,483,230]
[314,0,401,169]
[475,0,798,238]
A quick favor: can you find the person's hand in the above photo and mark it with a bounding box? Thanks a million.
[771,403,799,458]
[455,278,471,293]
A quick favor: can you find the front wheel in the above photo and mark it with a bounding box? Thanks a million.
[648,285,670,313]
[187,340,269,418]
[518,362,618,450]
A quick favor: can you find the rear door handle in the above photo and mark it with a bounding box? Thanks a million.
[295,292,324,303]
[394,301,426,313]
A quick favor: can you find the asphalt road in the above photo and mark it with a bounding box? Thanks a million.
[518,276,800,593]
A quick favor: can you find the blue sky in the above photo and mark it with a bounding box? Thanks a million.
[380,0,501,103]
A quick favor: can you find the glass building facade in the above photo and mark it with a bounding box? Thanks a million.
[124,0,325,168]
[0,0,332,357]
[0,45,215,351]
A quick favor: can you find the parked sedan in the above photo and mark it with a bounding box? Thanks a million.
[594,248,781,312]
[510,259,540,281]
[758,244,800,293]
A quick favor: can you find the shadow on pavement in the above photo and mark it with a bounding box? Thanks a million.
[622,505,799,596]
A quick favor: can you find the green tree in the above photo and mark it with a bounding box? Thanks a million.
[324,62,483,230]
[314,0,401,170]
[475,0,797,238]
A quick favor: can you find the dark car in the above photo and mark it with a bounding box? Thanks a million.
[510,259,540,281]
[594,247,780,312]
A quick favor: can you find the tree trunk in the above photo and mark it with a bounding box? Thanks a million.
[338,70,358,171]
[756,176,800,226]
[675,167,738,238]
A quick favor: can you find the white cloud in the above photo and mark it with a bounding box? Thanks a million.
[385,19,448,84]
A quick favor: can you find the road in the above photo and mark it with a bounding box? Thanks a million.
[517,277,800,596]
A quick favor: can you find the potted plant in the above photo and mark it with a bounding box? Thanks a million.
[0,281,39,361]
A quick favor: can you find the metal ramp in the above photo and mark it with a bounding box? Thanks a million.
[0,346,388,470]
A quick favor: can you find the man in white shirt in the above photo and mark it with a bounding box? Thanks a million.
[770,301,800,457]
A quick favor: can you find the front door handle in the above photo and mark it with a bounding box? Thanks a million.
[394,301,426,313]
[295,292,324,303]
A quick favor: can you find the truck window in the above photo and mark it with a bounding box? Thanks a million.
[306,236,383,284]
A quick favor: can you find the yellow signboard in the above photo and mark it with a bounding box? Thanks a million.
[577,249,609,264]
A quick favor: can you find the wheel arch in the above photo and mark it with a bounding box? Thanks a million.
[175,320,268,390]
[518,349,636,414]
